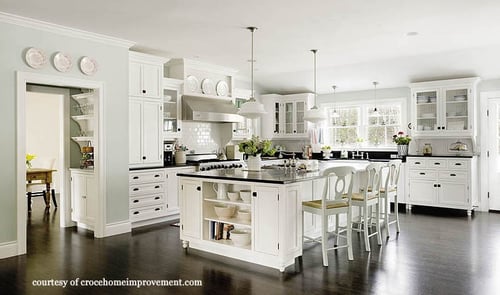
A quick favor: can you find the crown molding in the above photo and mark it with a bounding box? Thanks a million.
[167,58,239,75]
[0,11,135,48]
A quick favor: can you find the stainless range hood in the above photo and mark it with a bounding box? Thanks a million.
[182,95,244,123]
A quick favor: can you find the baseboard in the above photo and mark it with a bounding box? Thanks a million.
[104,220,131,237]
[0,241,19,260]
[131,214,179,229]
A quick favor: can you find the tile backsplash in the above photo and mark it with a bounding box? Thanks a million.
[178,122,232,154]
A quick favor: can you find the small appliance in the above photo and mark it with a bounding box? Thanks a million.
[164,143,175,166]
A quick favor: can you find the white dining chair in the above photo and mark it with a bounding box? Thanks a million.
[302,166,356,266]
[380,160,402,239]
[350,162,384,252]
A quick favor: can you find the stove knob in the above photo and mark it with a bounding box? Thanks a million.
[218,164,223,168]
[231,164,236,168]
[200,167,206,171]
[237,164,242,168]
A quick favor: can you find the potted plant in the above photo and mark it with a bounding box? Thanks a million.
[321,145,332,159]
[238,136,275,171]
[393,131,411,157]
[175,144,188,164]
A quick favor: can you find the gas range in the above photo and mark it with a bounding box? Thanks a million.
[186,154,246,171]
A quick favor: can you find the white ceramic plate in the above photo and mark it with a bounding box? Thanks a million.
[201,78,215,95]
[216,80,229,96]
[53,52,72,72]
[454,95,466,101]
[79,56,98,75]
[186,75,199,93]
[25,47,47,69]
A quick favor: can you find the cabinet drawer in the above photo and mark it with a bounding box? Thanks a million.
[130,193,164,209]
[130,204,166,222]
[447,159,468,170]
[429,159,447,168]
[129,170,166,184]
[409,170,437,180]
[407,158,428,168]
[129,182,164,196]
[439,171,467,181]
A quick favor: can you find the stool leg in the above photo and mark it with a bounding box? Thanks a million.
[27,192,32,211]
[363,206,370,252]
[376,202,382,245]
[51,189,57,207]
[347,208,353,261]
[385,196,390,239]
[322,214,329,266]
[395,194,400,233]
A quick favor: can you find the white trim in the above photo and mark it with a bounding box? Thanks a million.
[0,241,18,259]
[479,91,500,212]
[131,215,179,229]
[0,11,134,48]
[129,51,169,64]
[104,221,132,237]
[167,58,238,75]
[16,71,107,258]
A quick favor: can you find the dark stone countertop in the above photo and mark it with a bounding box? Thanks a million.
[406,154,474,158]
[129,164,196,171]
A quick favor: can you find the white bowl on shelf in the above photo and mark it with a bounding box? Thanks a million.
[239,190,252,203]
[454,95,466,101]
[230,230,251,246]
[214,204,235,218]
[227,192,240,201]
[237,209,251,222]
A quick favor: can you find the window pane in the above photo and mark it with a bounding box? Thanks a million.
[327,107,360,145]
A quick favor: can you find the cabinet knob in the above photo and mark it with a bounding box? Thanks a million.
[437,126,441,130]
[154,185,160,189]
[154,174,160,178]
[155,208,161,211]
[442,126,446,130]
[233,130,236,132]
[438,184,441,187]
[434,162,440,165]
[450,173,456,177]
[419,172,426,175]
[433,184,437,187]
[177,128,181,131]
[142,156,146,160]
[142,90,146,94]
[82,195,87,199]
[293,130,297,133]
[154,196,160,200]
[252,192,257,197]
[196,186,201,191]
[455,163,462,166]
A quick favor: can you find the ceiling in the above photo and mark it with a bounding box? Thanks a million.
[2,0,500,94]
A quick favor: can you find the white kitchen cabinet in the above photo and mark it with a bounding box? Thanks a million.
[70,169,96,229]
[163,78,184,140]
[129,52,168,99]
[129,169,166,224]
[129,98,163,168]
[180,179,202,241]
[253,185,279,255]
[165,166,195,215]
[410,77,479,137]
[262,93,313,139]
[407,157,476,215]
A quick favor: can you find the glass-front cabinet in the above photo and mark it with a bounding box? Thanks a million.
[163,78,183,140]
[266,94,312,138]
[411,78,479,137]
[232,95,253,140]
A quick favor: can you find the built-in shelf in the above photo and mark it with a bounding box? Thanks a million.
[204,198,251,207]
[204,216,251,228]
[71,114,94,121]
[206,239,251,250]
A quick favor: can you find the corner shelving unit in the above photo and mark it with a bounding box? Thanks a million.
[71,91,96,169]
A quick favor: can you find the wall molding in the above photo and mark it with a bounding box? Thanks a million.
[0,11,135,48]
[104,221,131,237]
[0,241,19,259]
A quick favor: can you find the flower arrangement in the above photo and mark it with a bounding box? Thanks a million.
[393,131,411,145]
[175,144,188,152]
[321,145,331,150]
[238,136,276,157]
[26,153,36,168]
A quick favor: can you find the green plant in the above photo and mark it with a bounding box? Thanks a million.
[393,131,411,145]
[321,146,331,150]
[238,136,276,157]
[175,144,188,151]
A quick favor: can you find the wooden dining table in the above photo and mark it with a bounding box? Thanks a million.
[26,168,56,208]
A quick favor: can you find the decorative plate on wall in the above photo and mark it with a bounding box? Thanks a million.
[201,78,215,95]
[53,52,72,72]
[25,47,47,69]
[216,80,229,96]
[79,56,98,75]
[186,75,199,93]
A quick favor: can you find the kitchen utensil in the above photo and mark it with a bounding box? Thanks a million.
[213,183,228,199]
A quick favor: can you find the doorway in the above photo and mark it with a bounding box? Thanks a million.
[16,72,105,256]
[487,98,500,210]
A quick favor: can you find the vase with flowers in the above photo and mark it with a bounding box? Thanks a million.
[175,144,188,164]
[26,153,36,169]
[393,131,411,157]
[238,136,276,171]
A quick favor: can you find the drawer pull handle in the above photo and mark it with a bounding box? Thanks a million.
[450,173,456,176]
[434,163,441,165]
[455,163,462,166]
[133,176,139,179]
[133,211,139,215]
[154,185,160,189]
[133,200,139,203]
[419,172,426,175]
[133,188,139,191]
[154,197,160,200]
[155,208,161,211]
[415,162,421,164]
[154,174,160,178]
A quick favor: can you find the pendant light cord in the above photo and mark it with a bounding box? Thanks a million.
[311,49,318,108]
[247,27,257,102]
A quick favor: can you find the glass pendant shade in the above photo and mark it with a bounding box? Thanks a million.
[331,85,340,118]
[369,81,381,117]
[238,26,266,118]
[304,49,326,123]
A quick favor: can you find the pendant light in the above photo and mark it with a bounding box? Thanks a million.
[238,26,267,119]
[331,85,340,118]
[370,81,381,117]
[303,49,327,124]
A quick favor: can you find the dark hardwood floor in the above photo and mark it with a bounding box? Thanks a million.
[1,198,500,295]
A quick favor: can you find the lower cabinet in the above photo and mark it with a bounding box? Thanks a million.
[407,157,476,215]
[70,169,97,229]
[178,177,302,272]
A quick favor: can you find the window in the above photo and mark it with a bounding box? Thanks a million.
[323,99,405,149]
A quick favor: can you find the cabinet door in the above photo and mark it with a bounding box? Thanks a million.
[284,101,294,135]
[413,89,439,134]
[295,101,306,135]
[71,173,85,222]
[180,179,202,239]
[442,86,471,134]
[129,61,142,97]
[273,101,281,135]
[85,175,97,223]
[408,179,437,205]
[142,100,162,165]
[129,99,143,165]
[439,181,468,207]
[254,185,279,256]
[166,171,179,213]
[141,63,161,98]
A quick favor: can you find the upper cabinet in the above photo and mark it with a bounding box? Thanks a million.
[129,52,169,99]
[163,78,184,140]
[232,88,254,140]
[410,77,480,137]
[165,58,237,99]
[261,93,313,139]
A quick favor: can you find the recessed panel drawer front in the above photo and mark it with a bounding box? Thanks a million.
[407,158,428,168]
[130,204,166,222]
[129,183,164,196]
[409,170,437,180]
[439,171,467,181]
[130,193,164,209]
[447,160,468,170]
[429,159,447,169]
[129,170,166,184]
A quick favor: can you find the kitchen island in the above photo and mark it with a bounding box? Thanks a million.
[177,160,370,271]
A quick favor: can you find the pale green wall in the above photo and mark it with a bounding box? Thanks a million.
[0,21,130,243]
